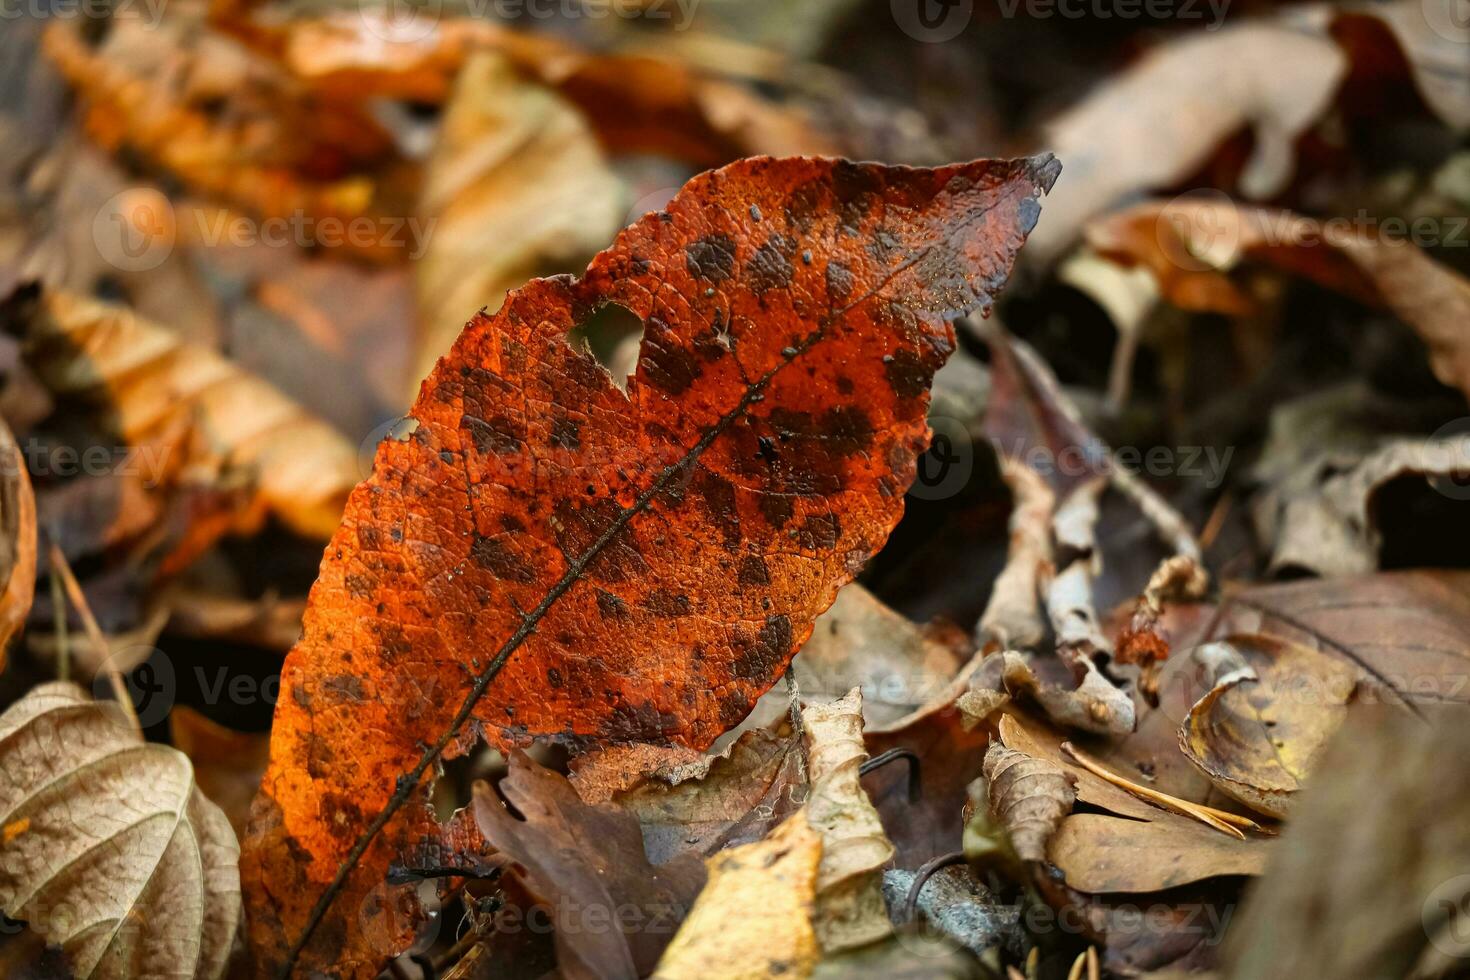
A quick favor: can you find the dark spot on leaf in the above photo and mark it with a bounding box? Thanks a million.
[737,555,770,586]
[685,233,736,282]
[471,534,534,582]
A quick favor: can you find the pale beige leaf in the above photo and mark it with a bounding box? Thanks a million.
[412,51,625,387]
[652,811,822,980]
[981,742,1077,864]
[800,689,894,953]
[0,683,241,979]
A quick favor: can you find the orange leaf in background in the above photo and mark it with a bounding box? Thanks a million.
[242,153,1059,977]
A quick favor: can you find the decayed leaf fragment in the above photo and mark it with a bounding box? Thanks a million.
[0,683,241,979]
[800,688,894,953]
[0,416,37,673]
[1,283,359,541]
[243,153,1059,977]
[652,811,824,980]
[1178,635,1360,818]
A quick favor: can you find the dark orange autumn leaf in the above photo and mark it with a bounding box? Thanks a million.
[242,154,1059,977]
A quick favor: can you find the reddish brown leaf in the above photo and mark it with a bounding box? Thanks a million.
[241,154,1058,976]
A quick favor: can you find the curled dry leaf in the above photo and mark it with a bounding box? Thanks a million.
[243,154,1058,976]
[652,811,823,980]
[801,688,895,953]
[1088,198,1470,403]
[472,751,707,979]
[1115,555,1210,694]
[0,415,36,672]
[979,742,1077,865]
[1027,19,1347,262]
[976,459,1053,652]
[991,650,1136,736]
[0,683,241,979]
[1255,427,1470,578]
[1,283,359,542]
[1178,635,1360,819]
[412,51,625,388]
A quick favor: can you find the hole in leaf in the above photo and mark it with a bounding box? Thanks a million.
[567,302,644,392]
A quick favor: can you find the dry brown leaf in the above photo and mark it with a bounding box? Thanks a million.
[412,51,625,389]
[800,689,894,953]
[1178,635,1360,819]
[0,415,36,672]
[169,707,270,840]
[1088,198,1470,403]
[652,810,823,980]
[1047,814,1269,894]
[979,742,1076,864]
[0,683,241,979]
[976,459,1053,652]
[2,284,359,541]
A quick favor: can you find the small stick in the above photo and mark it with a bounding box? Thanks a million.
[1026,947,1039,979]
[1087,945,1099,980]
[49,565,69,683]
[1066,950,1086,980]
[859,747,921,803]
[47,540,141,734]
[1060,742,1258,838]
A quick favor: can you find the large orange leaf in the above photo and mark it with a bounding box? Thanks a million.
[242,154,1059,977]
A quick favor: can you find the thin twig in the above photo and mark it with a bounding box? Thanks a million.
[1087,945,1099,980]
[1060,742,1258,838]
[902,850,967,922]
[1067,950,1087,980]
[49,564,68,683]
[47,540,141,734]
[859,747,921,803]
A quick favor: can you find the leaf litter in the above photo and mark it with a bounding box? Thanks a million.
[1,2,1469,978]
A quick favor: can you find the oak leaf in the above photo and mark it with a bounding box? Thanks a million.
[242,154,1058,976]
[0,683,241,979]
